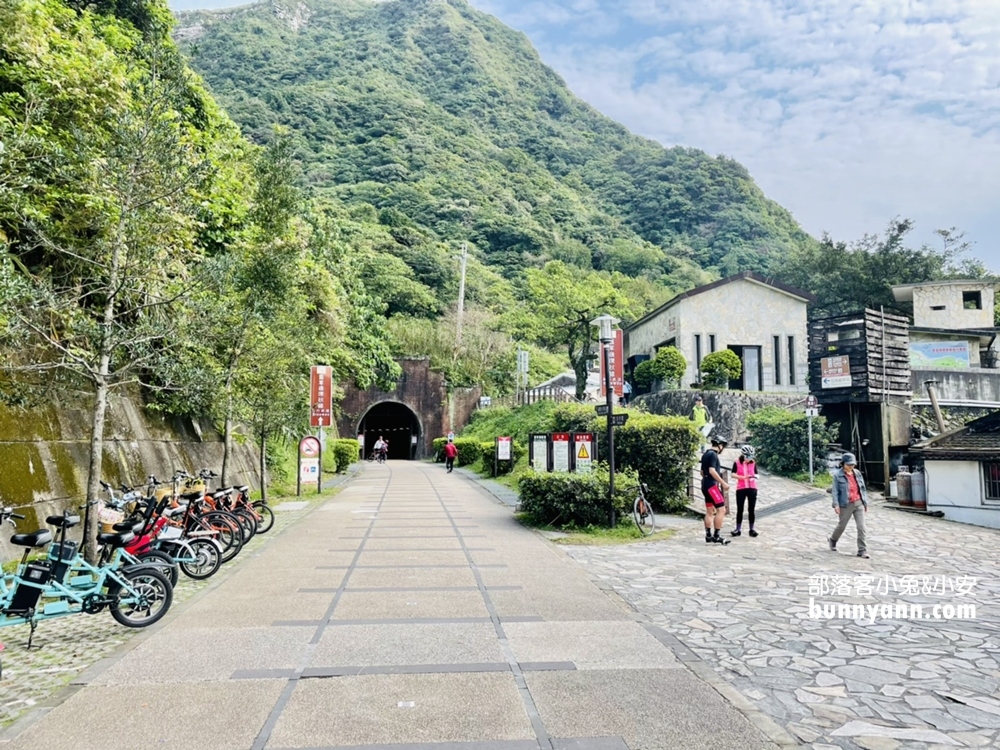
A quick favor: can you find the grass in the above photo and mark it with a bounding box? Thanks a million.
[516,513,676,546]
[788,470,834,489]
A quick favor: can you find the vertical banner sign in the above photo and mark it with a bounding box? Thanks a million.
[551,432,571,473]
[572,433,594,475]
[599,330,626,398]
[310,366,333,427]
[297,436,322,496]
[530,434,549,472]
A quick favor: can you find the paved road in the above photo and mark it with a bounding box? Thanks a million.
[566,472,1000,750]
[7,462,777,750]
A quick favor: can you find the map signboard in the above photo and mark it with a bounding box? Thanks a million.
[909,341,971,369]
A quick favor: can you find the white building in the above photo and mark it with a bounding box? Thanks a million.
[624,272,814,392]
[912,411,1000,529]
[892,280,1000,369]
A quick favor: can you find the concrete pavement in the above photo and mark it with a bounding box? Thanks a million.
[6,462,777,750]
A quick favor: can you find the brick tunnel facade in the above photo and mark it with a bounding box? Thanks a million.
[336,358,482,460]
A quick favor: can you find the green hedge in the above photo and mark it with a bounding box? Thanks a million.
[431,437,481,466]
[608,414,700,512]
[331,439,361,474]
[476,440,526,476]
[518,465,639,528]
[747,406,836,476]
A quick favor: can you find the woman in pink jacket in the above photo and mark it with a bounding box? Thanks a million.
[731,445,759,537]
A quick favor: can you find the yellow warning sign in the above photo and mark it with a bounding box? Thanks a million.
[577,444,590,460]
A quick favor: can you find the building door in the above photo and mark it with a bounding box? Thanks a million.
[743,347,761,391]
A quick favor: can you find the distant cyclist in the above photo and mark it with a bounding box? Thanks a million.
[373,436,387,463]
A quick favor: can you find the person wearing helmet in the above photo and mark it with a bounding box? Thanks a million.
[701,435,730,544]
[731,445,759,537]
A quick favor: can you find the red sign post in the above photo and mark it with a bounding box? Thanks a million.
[297,436,322,496]
[600,329,625,398]
[310,365,333,427]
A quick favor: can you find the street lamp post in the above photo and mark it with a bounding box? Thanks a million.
[591,314,620,527]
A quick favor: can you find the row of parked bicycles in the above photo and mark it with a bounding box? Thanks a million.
[0,469,271,678]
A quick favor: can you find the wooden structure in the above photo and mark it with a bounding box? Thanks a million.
[808,309,912,488]
[499,385,579,408]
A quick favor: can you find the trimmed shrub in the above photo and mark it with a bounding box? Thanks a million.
[551,402,598,434]
[747,406,837,476]
[606,414,700,512]
[649,346,686,388]
[331,439,361,474]
[477,440,526,476]
[432,437,447,462]
[452,438,481,466]
[518,465,639,528]
[701,349,742,389]
[632,360,656,390]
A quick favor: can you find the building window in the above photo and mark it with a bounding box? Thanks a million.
[985,462,1000,501]
[963,291,983,310]
[709,334,716,353]
[931,305,946,311]
[787,336,796,385]
[773,336,781,385]
[694,334,702,371]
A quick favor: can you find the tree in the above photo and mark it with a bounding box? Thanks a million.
[701,350,742,389]
[0,51,205,561]
[632,360,656,390]
[519,262,634,400]
[649,346,686,388]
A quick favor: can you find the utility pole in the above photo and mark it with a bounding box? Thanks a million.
[456,242,468,346]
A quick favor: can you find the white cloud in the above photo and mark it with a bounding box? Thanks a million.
[471,0,1000,270]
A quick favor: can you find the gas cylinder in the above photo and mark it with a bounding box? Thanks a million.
[911,469,927,510]
[896,467,912,506]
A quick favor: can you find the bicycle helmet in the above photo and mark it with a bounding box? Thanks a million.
[711,435,729,447]
[741,445,756,459]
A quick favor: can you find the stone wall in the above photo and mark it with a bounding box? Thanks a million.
[911,282,995,330]
[635,389,806,443]
[0,391,258,557]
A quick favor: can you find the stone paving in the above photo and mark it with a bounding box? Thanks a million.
[563,470,1000,750]
[0,487,332,730]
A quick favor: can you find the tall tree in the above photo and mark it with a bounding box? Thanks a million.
[0,49,204,560]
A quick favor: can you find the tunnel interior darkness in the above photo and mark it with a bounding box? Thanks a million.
[358,402,421,460]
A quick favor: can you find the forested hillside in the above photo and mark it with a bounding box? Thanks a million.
[176,0,813,280]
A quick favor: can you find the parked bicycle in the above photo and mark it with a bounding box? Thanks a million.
[0,505,173,677]
[632,482,656,536]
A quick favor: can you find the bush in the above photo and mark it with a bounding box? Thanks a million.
[747,406,837,476]
[633,360,656,389]
[331,439,361,474]
[701,349,742,389]
[476,439,526,476]
[605,413,700,512]
[518,464,639,528]
[432,437,447,462]
[551,402,597,434]
[649,346,686,388]
[431,437,479,465]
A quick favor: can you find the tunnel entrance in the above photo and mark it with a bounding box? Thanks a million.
[358,401,422,461]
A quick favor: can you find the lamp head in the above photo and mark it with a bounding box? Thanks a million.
[590,313,620,342]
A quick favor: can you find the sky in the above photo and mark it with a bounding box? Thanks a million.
[169,0,1000,272]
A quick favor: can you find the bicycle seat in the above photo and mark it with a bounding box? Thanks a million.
[112,521,134,532]
[236,485,249,493]
[212,490,230,500]
[11,530,52,548]
[164,506,185,519]
[97,531,134,547]
[180,492,202,501]
[47,514,80,529]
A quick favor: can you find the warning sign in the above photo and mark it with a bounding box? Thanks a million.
[572,433,594,475]
[552,433,571,473]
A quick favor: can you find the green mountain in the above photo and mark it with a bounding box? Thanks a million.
[174,0,815,282]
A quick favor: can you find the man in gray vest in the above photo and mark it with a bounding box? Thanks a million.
[829,452,869,558]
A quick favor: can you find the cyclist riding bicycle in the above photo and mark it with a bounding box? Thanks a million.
[374,436,388,462]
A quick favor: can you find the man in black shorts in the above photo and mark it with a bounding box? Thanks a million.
[702,435,731,544]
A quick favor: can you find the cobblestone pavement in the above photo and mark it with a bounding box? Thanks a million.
[0,490,328,729]
[563,471,1000,750]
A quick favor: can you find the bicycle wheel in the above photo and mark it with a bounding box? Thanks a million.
[136,549,179,588]
[633,495,656,536]
[196,514,242,563]
[109,568,173,628]
[252,502,275,534]
[179,538,222,580]
[233,509,256,542]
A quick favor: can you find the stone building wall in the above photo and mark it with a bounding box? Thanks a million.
[911,282,995,330]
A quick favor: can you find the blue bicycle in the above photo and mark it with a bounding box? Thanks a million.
[0,505,173,653]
